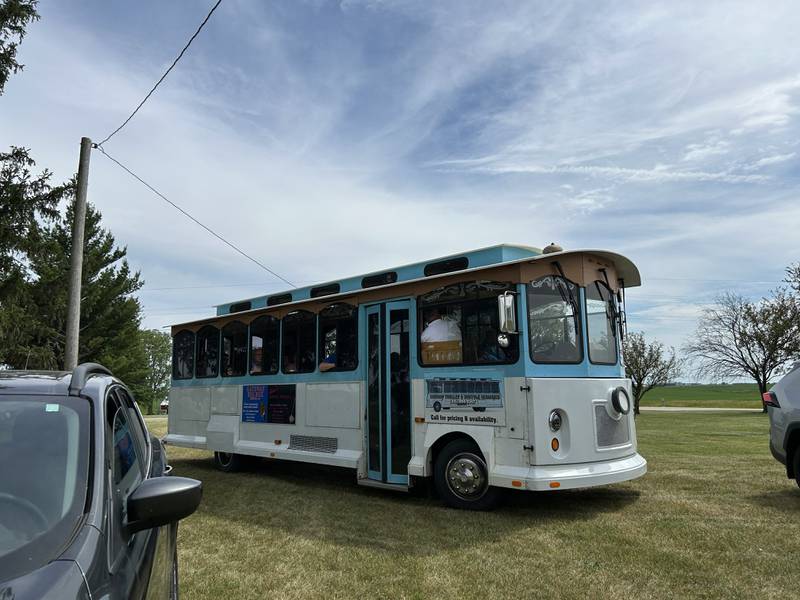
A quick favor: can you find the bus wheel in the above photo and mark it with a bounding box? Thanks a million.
[214,451,243,473]
[434,439,500,510]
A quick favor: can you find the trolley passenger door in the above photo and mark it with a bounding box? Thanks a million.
[364,300,413,485]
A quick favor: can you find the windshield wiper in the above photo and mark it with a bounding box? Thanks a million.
[598,268,622,339]
[551,261,579,331]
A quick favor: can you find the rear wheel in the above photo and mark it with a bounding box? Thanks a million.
[434,439,501,510]
[214,451,244,472]
[793,445,800,489]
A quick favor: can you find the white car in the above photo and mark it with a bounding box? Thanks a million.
[160,399,169,414]
[766,362,800,487]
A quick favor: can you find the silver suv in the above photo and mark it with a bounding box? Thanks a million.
[766,362,800,488]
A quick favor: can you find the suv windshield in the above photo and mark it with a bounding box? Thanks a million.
[0,395,90,580]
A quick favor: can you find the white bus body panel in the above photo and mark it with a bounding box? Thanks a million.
[166,376,646,491]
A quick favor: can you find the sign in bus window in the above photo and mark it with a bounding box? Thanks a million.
[242,385,296,424]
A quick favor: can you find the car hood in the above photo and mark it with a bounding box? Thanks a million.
[0,559,89,600]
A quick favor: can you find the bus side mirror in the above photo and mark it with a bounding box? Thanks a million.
[497,292,518,336]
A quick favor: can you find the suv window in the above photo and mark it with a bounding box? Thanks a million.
[107,389,146,568]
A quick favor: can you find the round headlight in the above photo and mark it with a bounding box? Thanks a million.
[548,409,562,432]
[611,387,630,415]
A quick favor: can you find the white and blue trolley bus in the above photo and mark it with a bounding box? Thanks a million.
[165,244,646,509]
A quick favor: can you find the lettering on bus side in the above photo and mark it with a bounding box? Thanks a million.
[424,378,505,426]
[242,384,296,424]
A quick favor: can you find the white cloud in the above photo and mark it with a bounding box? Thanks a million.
[2,0,799,347]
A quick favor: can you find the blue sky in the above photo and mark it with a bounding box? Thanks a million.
[2,1,799,363]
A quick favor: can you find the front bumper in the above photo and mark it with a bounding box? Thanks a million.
[491,452,647,491]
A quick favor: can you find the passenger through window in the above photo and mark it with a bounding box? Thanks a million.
[418,281,518,366]
[250,315,279,375]
[527,276,582,363]
[318,304,358,372]
[282,310,316,373]
[195,325,220,378]
[172,329,194,380]
[221,321,248,377]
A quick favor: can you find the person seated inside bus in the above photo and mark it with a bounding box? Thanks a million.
[420,308,462,343]
[319,353,336,372]
[479,330,506,362]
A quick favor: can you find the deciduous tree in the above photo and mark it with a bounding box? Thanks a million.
[130,329,172,414]
[622,331,682,415]
[685,291,800,410]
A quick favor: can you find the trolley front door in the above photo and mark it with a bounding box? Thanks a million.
[365,300,413,485]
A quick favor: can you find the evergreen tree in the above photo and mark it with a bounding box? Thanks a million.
[0,146,71,365]
[5,201,146,383]
[0,0,39,95]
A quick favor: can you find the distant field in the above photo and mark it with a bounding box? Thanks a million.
[149,413,798,599]
[639,383,763,408]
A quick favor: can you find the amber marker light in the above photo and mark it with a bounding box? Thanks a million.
[274,439,282,445]
[549,481,561,489]
[511,480,523,488]
[551,438,560,451]
[414,417,426,423]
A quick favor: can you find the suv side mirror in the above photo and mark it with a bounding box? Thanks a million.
[126,476,202,535]
[497,291,518,335]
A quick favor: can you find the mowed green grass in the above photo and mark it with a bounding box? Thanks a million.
[639,383,763,409]
[145,414,799,599]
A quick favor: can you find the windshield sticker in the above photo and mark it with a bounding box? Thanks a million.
[425,377,505,426]
[45,403,60,412]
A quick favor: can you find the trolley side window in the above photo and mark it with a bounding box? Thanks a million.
[418,281,518,366]
[282,310,316,374]
[195,325,220,378]
[527,276,582,364]
[318,303,358,372]
[172,329,195,380]
[221,321,248,377]
[250,315,279,375]
[586,280,618,365]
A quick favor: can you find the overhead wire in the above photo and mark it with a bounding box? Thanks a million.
[95,146,296,288]
[97,0,223,146]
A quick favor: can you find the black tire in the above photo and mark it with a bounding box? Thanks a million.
[793,446,800,489]
[433,438,501,510]
[214,451,243,473]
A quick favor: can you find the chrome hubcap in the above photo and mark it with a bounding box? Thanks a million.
[446,453,488,500]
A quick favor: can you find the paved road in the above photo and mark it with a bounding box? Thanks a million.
[640,406,762,413]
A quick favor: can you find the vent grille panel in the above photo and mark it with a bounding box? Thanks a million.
[289,434,338,454]
[594,405,630,447]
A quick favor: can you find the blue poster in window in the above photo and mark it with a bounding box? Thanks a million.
[242,384,296,424]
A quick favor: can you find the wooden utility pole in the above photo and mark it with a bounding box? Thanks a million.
[64,137,93,370]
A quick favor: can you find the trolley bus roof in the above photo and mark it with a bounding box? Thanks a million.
[171,245,640,329]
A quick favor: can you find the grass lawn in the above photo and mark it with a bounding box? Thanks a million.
[639,383,763,409]
[146,413,798,599]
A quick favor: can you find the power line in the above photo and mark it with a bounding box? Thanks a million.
[97,0,223,146]
[96,146,296,288]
